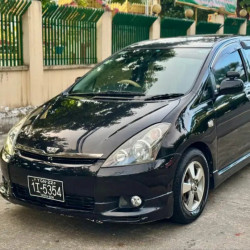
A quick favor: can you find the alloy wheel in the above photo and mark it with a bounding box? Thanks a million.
[181,161,205,212]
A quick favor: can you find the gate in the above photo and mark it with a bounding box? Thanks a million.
[161,17,193,38]
[42,5,103,66]
[196,21,221,35]
[112,13,157,54]
[0,0,31,66]
[224,17,245,34]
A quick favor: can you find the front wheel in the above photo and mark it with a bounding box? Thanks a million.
[172,148,210,224]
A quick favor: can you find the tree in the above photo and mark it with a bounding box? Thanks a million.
[41,0,56,9]
[42,0,88,8]
[161,0,184,18]
[74,0,88,7]
[110,0,143,3]
[161,0,212,21]
[237,0,250,19]
[197,9,214,22]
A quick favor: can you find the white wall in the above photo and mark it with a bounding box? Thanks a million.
[0,65,94,108]
[43,66,93,103]
[0,67,29,107]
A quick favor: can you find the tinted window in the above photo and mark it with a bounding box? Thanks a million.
[71,48,210,96]
[213,50,246,88]
[243,49,250,74]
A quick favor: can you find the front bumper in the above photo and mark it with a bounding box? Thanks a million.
[0,153,180,224]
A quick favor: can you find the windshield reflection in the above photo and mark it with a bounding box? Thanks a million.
[71,48,210,97]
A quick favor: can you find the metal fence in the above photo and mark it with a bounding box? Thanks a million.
[112,13,157,54]
[42,6,103,66]
[0,0,31,67]
[196,21,221,35]
[224,17,245,35]
[161,18,193,38]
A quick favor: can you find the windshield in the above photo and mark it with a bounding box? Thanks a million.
[70,48,210,97]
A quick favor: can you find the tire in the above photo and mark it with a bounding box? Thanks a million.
[171,148,210,224]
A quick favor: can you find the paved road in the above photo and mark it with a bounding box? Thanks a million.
[0,119,250,250]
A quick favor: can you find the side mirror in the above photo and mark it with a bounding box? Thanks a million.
[75,77,82,83]
[219,71,244,95]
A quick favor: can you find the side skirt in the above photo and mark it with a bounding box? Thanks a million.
[213,153,250,188]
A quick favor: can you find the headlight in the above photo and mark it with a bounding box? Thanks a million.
[102,123,171,167]
[2,117,27,162]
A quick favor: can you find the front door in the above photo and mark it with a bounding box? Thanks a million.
[212,43,250,171]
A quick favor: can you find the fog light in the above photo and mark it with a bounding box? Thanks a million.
[131,196,142,207]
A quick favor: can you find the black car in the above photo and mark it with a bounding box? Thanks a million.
[1,35,250,224]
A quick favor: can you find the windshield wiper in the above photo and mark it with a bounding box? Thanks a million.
[68,91,145,97]
[145,93,184,101]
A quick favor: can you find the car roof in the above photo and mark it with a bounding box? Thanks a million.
[128,35,248,49]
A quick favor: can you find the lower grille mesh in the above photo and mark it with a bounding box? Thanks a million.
[13,184,95,212]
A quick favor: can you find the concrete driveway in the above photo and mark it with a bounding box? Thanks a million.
[0,119,249,250]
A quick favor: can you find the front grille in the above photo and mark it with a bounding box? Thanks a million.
[19,150,98,165]
[13,184,95,212]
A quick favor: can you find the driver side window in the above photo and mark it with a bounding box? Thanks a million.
[212,50,246,89]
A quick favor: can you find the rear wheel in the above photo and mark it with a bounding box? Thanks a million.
[172,148,209,224]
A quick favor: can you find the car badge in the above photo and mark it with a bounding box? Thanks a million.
[46,147,60,154]
[47,156,53,162]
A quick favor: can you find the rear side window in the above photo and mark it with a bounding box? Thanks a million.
[212,50,246,88]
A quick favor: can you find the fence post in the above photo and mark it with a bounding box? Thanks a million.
[239,20,247,35]
[187,21,196,36]
[150,17,161,40]
[208,14,224,35]
[97,11,112,62]
[22,0,44,106]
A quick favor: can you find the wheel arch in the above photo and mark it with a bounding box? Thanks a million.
[181,141,215,189]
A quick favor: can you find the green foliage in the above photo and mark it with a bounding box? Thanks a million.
[238,0,250,18]
[239,0,250,12]
[74,0,88,7]
[42,0,88,8]
[237,0,250,18]
[197,9,213,22]
[161,0,184,18]
[110,0,143,3]
[161,0,211,21]
[41,0,56,9]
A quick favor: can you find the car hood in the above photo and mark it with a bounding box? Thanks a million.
[17,96,179,159]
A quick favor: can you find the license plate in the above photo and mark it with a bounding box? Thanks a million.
[27,176,65,202]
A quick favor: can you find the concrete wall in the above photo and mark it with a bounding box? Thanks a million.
[43,66,93,103]
[0,65,94,108]
[0,67,29,107]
